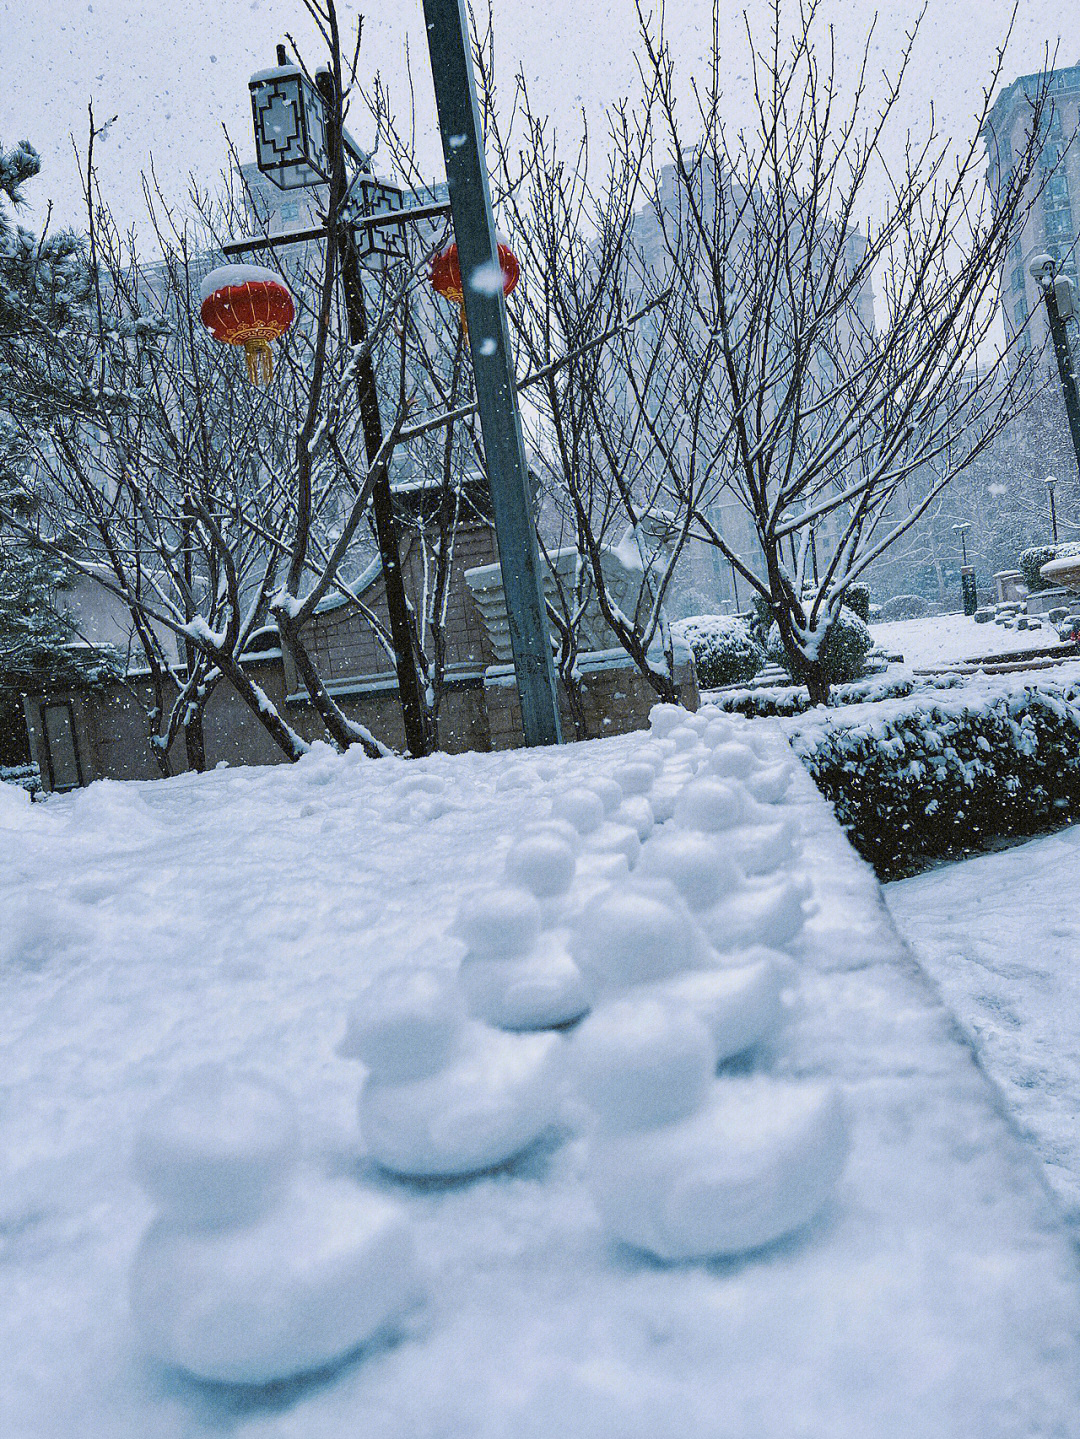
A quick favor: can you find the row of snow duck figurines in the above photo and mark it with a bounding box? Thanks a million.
[129,704,849,1387]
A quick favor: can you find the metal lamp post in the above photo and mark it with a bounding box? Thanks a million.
[953,521,977,615]
[1046,474,1059,544]
[1029,254,1080,484]
[420,0,562,747]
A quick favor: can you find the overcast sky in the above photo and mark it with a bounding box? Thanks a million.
[1,0,1075,238]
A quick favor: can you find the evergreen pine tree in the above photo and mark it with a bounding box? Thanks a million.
[0,142,111,767]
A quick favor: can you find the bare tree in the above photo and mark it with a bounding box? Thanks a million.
[615,0,1052,701]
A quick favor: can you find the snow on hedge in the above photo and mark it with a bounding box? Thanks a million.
[785,663,1080,877]
[671,614,763,687]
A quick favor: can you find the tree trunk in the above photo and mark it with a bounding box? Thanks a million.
[184,711,206,773]
[273,614,386,760]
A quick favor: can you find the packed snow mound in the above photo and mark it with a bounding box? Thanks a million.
[4,700,1080,1435]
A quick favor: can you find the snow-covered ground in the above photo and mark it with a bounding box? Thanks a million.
[3,722,1080,1438]
[870,612,1062,669]
[886,825,1080,1223]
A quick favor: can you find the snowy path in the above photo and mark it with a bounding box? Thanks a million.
[2,734,1080,1438]
[886,825,1080,1223]
[870,612,1059,668]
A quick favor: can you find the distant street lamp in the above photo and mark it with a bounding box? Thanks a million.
[1045,474,1059,543]
[953,521,977,615]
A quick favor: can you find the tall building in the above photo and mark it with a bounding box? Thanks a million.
[983,64,1080,365]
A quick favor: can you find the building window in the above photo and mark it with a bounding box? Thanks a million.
[1045,204,1073,238]
[280,201,300,223]
[1014,297,1029,330]
[1046,171,1071,206]
[1012,265,1025,293]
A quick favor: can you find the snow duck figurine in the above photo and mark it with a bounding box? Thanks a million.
[337,965,562,1178]
[570,998,848,1260]
[572,881,784,1065]
[455,886,592,1030]
[128,1067,420,1385]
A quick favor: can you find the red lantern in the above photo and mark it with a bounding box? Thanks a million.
[429,240,520,329]
[198,264,296,385]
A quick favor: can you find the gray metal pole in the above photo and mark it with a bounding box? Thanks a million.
[1041,284,1080,485]
[421,0,562,746]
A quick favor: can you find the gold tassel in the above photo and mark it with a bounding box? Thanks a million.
[243,340,274,386]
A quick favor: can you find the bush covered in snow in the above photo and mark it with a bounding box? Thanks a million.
[790,684,1080,878]
[843,583,871,622]
[713,671,966,718]
[672,615,764,688]
[1019,542,1080,593]
[766,607,874,687]
[879,593,931,621]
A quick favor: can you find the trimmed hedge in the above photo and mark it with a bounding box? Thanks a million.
[1019,542,1080,593]
[712,670,965,718]
[789,683,1080,879]
[672,614,764,688]
[879,593,930,621]
[766,606,874,686]
[844,583,871,622]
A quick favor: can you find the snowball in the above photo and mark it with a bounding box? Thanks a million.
[569,996,714,1132]
[130,1173,419,1384]
[551,789,605,835]
[735,819,798,876]
[338,966,462,1081]
[667,724,701,751]
[615,795,655,843]
[637,830,736,911]
[588,776,624,815]
[662,957,784,1064]
[575,885,694,988]
[460,931,591,1031]
[672,778,758,833]
[705,741,757,781]
[746,760,795,805]
[630,742,667,771]
[587,1076,848,1260]
[504,833,577,900]
[613,762,656,797]
[455,887,543,958]
[131,1068,299,1226]
[359,1025,561,1177]
[648,704,687,738]
[706,874,807,952]
[587,821,642,870]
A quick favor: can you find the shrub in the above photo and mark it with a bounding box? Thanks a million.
[711,670,965,718]
[1019,542,1080,592]
[843,583,871,622]
[672,614,764,688]
[879,593,930,621]
[766,606,873,686]
[789,682,1080,879]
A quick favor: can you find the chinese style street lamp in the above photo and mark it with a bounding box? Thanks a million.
[243,48,430,755]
